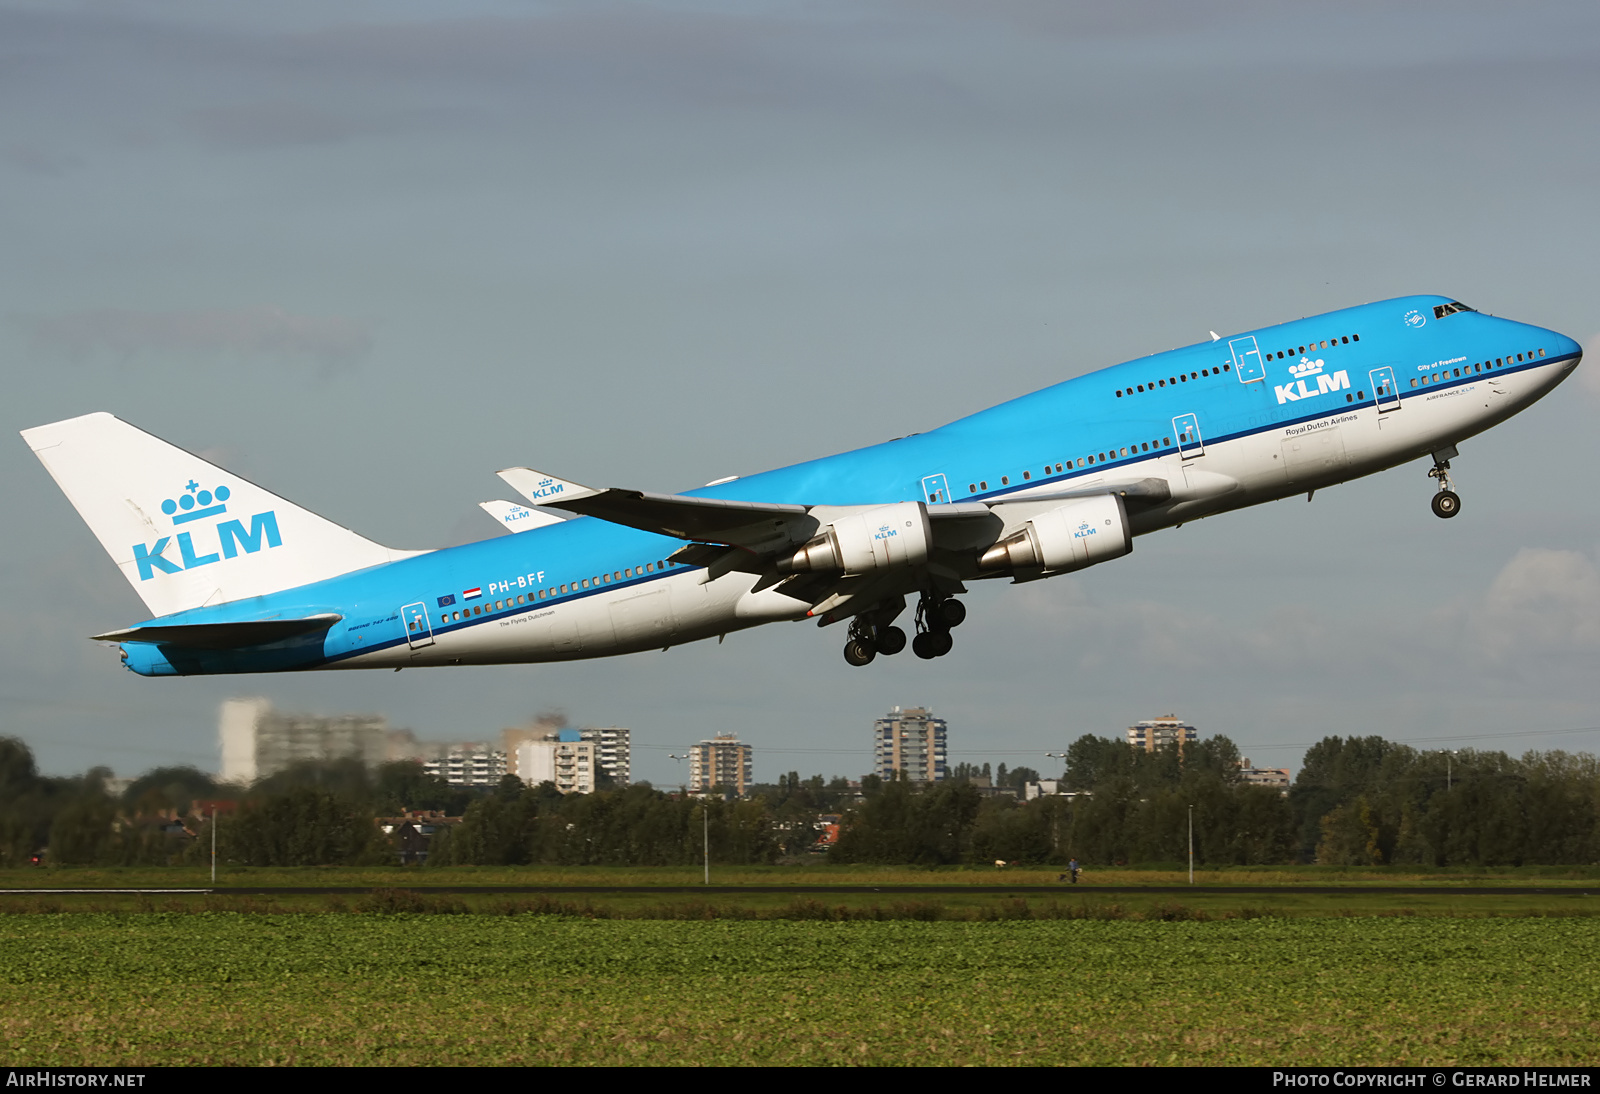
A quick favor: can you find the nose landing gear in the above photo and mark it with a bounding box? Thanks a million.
[1429,445,1461,519]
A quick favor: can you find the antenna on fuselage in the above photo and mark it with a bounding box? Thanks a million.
[1209,331,1220,342]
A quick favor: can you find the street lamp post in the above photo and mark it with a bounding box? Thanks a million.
[1188,805,1194,885]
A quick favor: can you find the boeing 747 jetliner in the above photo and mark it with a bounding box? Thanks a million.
[22,295,1582,675]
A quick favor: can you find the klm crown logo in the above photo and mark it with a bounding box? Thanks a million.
[1275,356,1350,405]
[161,481,230,524]
[528,478,564,500]
[132,479,282,581]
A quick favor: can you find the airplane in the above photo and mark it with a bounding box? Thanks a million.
[21,294,1582,677]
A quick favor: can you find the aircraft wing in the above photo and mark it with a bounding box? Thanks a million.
[498,468,811,551]
[498,468,1170,558]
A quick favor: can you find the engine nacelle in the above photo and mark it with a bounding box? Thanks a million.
[778,501,932,574]
[978,495,1131,575]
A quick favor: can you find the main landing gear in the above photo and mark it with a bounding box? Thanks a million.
[840,593,966,666]
[911,593,964,660]
[843,617,907,667]
[1428,444,1461,519]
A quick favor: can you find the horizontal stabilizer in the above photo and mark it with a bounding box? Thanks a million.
[499,467,809,550]
[477,500,567,534]
[92,613,343,651]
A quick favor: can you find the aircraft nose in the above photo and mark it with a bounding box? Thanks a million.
[1549,328,1583,369]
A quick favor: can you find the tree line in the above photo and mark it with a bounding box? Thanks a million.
[2,731,1596,868]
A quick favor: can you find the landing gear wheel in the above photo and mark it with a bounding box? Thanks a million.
[843,638,877,667]
[938,599,966,628]
[928,630,954,657]
[876,626,907,656]
[912,632,941,659]
[1431,490,1461,519]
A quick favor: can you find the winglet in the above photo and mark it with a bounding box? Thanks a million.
[477,499,567,533]
[497,468,604,509]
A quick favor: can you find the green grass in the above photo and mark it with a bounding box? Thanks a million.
[4,915,1597,1066]
[5,862,1599,890]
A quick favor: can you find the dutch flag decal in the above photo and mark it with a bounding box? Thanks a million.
[463,587,482,600]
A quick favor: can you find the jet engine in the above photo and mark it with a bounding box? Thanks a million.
[978,494,1130,575]
[777,501,933,574]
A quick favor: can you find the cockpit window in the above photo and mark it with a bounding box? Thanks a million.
[1433,301,1474,319]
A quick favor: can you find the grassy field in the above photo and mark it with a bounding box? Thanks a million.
[3,864,1595,921]
[5,862,1599,889]
[3,914,1597,1066]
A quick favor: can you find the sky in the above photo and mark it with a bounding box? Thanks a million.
[4,0,1600,785]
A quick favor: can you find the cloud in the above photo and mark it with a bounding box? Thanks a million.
[186,103,367,150]
[1577,333,1600,398]
[1471,547,1600,662]
[12,306,372,369]
[3,143,85,176]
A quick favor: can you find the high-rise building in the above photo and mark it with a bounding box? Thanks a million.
[517,730,598,794]
[219,697,394,783]
[689,734,752,795]
[873,706,947,783]
[419,743,506,787]
[503,720,630,789]
[1127,714,1198,753]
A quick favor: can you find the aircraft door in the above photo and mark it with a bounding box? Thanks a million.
[401,602,435,649]
[1172,413,1204,459]
[921,474,951,504]
[1370,366,1400,413]
[1228,336,1266,383]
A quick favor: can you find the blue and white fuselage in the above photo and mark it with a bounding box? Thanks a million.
[22,295,1581,675]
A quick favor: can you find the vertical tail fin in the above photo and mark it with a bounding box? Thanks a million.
[22,412,421,618]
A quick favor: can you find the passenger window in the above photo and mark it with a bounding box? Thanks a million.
[1055,463,1063,472]
[645,564,654,573]
[1352,334,1359,341]
[1116,390,1123,398]
[1158,379,1166,387]
[1539,348,1546,357]
[980,480,988,489]
[968,483,976,492]
[1120,447,1128,456]
[1076,458,1085,467]
[1223,363,1231,370]
[1410,379,1417,388]
[473,606,481,615]
[1141,443,1148,452]
[1001,476,1009,485]
[1137,385,1144,392]
[1022,471,1031,480]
